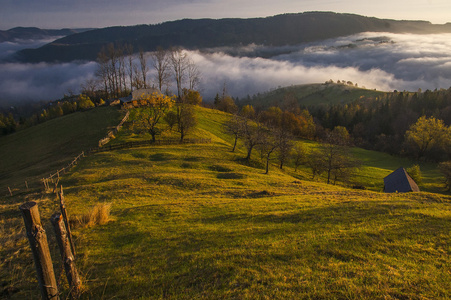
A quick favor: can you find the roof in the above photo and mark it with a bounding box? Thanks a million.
[383,167,420,193]
[132,88,160,101]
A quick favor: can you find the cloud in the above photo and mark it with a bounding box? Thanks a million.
[1,32,451,107]
[0,38,60,60]
[0,61,97,106]
[193,32,451,97]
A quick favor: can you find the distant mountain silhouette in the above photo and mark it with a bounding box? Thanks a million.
[0,27,93,43]
[14,12,451,63]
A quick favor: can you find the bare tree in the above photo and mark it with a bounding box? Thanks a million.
[187,58,201,90]
[223,113,243,152]
[151,47,171,92]
[242,118,265,162]
[170,48,189,100]
[117,45,127,94]
[276,128,293,170]
[177,104,197,141]
[96,43,128,98]
[80,78,100,101]
[138,48,149,89]
[125,44,134,92]
[96,47,110,98]
[292,143,307,172]
[258,128,279,174]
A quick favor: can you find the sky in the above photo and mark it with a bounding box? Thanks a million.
[1,0,450,30]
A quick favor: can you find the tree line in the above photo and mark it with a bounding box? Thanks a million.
[1,45,201,137]
[222,101,361,185]
[308,88,451,162]
[0,94,97,136]
[94,44,200,100]
[220,87,451,189]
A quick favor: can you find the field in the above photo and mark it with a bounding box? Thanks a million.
[242,83,387,109]
[1,105,450,299]
[0,106,123,192]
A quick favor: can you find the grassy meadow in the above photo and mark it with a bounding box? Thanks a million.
[243,83,386,109]
[1,105,450,299]
[0,106,123,192]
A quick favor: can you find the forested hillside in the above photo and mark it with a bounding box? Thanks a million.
[16,12,451,62]
[246,83,451,162]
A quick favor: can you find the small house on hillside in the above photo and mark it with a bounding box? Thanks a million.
[384,167,420,193]
[121,88,161,109]
[132,88,160,101]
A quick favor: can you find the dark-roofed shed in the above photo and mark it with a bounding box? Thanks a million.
[384,167,420,193]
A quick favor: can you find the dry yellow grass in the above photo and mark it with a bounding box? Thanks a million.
[71,203,112,228]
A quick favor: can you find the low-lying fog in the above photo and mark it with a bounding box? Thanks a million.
[1,32,451,106]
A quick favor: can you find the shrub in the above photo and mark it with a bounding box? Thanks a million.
[72,203,112,228]
[407,164,422,186]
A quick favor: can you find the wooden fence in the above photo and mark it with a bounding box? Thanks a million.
[41,152,85,191]
[20,186,81,299]
[5,137,211,196]
[4,106,210,196]
[98,110,130,147]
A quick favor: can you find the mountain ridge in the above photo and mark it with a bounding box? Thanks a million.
[13,11,451,63]
[0,27,93,43]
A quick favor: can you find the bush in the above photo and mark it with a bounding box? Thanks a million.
[71,203,111,228]
[407,164,422,186]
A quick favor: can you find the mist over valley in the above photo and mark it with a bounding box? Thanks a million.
[1,30,451,107]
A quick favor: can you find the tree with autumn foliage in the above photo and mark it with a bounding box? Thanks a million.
[134,92,175,141]
[404,116,450,160]
[182,88,203,105]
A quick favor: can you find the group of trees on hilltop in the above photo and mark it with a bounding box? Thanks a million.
[1,45,201,137]
[220,88,451,189]
[0,113,16,135]
[130,89,201,142]
[94,44,200,100]
[0,94,98,136]
[223,103,360,183]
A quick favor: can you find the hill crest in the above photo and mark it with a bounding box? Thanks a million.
[15,11,451,63]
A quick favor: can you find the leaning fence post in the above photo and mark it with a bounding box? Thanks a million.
[19,201,60,300]
[51,213,82,299]
[58,186,76,257]
[8,186,13,196]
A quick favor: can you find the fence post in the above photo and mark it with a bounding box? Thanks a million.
[51,213,82,299]
[58,186,76,257]
[19,201,59,300]
[8,186,13,196]
[25,181,29,191]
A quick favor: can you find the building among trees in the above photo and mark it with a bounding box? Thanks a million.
[383,167,420,193]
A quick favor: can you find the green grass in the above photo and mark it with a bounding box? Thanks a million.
[243,83,387,108]
[0,106,124,192]
[1,105,450,299]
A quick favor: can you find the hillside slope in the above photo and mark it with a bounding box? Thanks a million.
[243,82,388,109]
[0,106,123,191]
[16,12,451,62]
[2,106,450,299]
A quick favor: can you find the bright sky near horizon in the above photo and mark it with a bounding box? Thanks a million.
[1,0,450,30]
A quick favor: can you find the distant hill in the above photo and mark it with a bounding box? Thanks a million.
[16,12,451,63]
[241,82,388,109]
[0,27,93,43]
